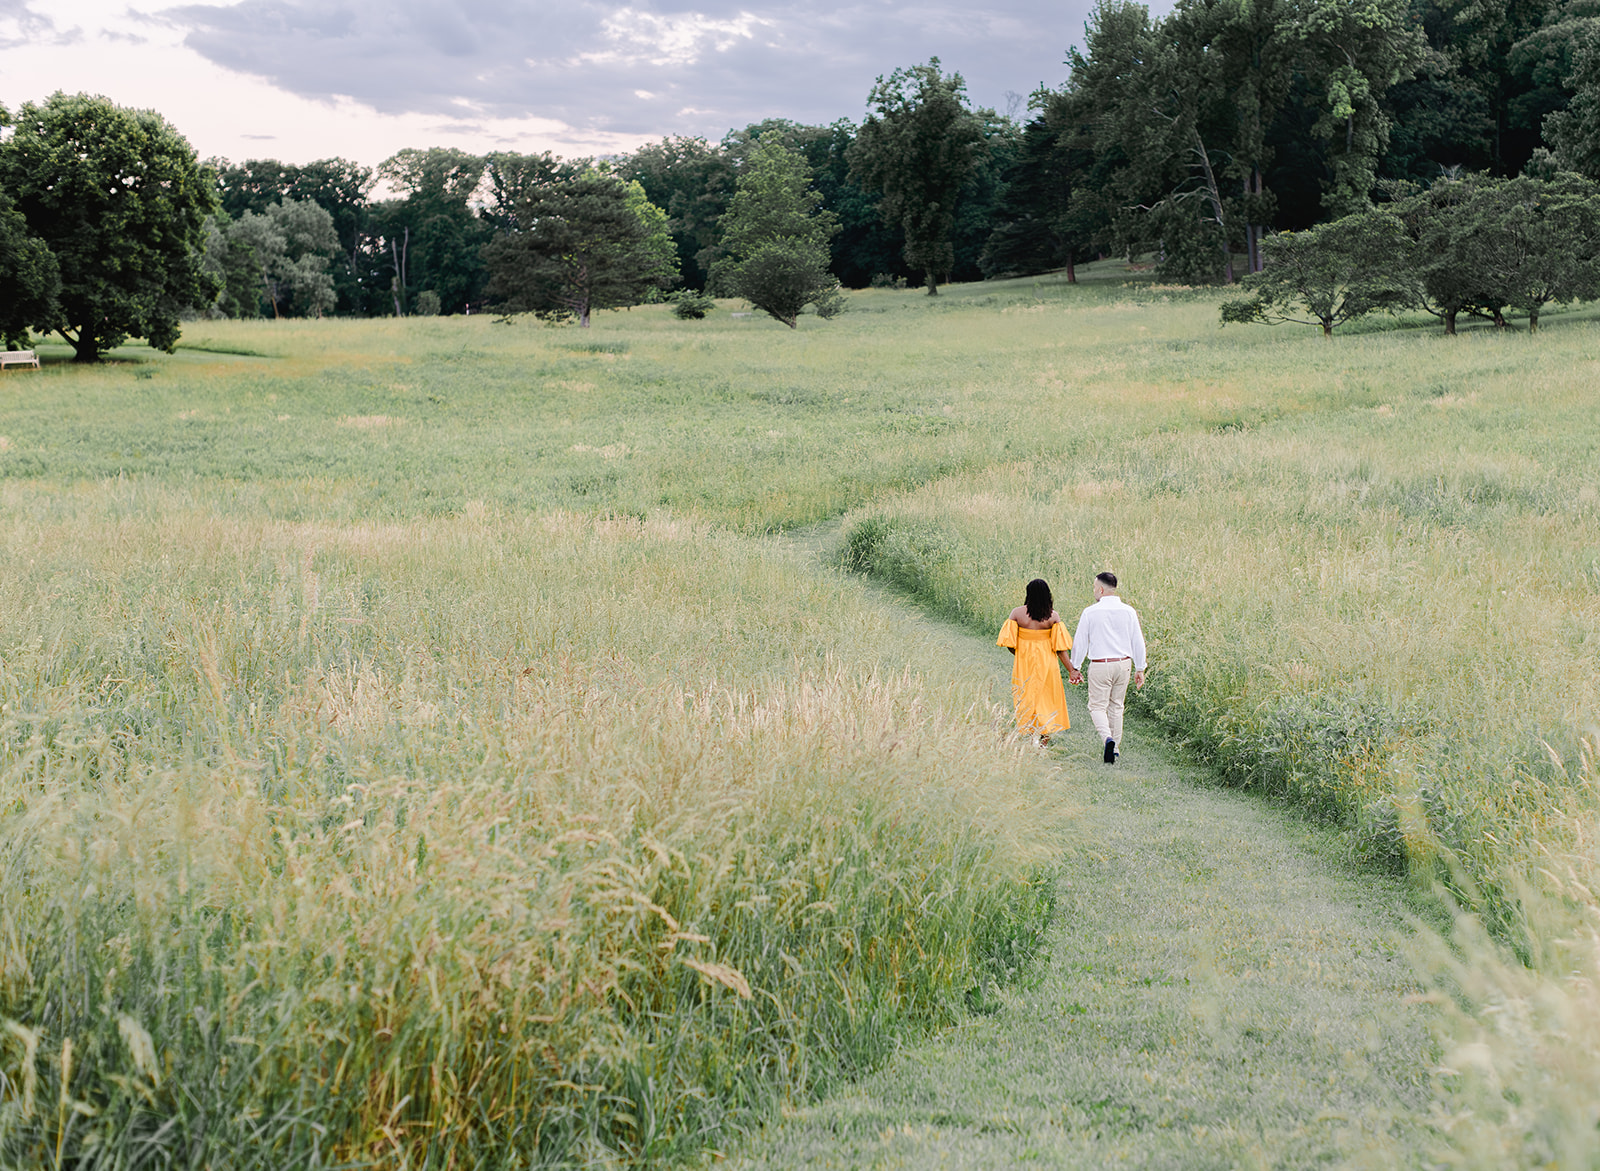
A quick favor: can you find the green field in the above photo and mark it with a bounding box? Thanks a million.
[2,271,1597,1166]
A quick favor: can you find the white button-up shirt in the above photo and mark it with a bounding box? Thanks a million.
[1069,596,1147,671]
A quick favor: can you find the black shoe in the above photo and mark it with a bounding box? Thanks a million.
[1104,737,1116,763]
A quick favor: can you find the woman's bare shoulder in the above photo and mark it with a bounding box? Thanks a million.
[1049,609,1062,624]
[1009,605,1028,622]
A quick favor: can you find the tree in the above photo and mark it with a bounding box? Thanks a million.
[808,120,910,287]
[1293,0,1427,216]
[1136,11,1244,284]
[1220,211,1414,334]
[374,148,490,315]
[1382,74,1498,183]
[623,179,679,291]
[722,118,909,288]
[712,141,841,328]
[849,59,984,294]
[1420,172,1600,329]
[203,212,277,319]
[0,184,60,348]
[1391,174,1523,332]
[483,173,678,327]
[618,136,738,290]
[0,92,217,361]
[203,199,341,319]
[980,111,1077,278]
[1026,0,1431,260]
[1545,24,1600,176]
[215,157,376,315]
[1049,0,1254,284]
[1487,173,1600,327]
[1425,0,1566,176]
[949,108,1020,281]
[979,83,1123,281]
[481,152,588,233]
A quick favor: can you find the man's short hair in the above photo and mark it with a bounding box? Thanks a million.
[1096,571,1118,589]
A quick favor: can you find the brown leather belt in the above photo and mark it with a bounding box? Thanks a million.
[1089,657,1130,662]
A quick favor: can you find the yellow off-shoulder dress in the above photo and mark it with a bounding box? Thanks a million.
[996,619,1071,735]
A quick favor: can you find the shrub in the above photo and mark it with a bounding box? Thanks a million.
[670,289,716,319]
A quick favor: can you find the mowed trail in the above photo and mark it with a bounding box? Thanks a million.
[730,548,1439,1169]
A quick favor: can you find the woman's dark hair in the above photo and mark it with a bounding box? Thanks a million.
[1025,578,1052,622]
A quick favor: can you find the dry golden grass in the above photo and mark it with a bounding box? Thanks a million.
[0,489,1073,1167]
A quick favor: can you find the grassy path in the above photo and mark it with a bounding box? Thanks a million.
[729,547,1440,1169]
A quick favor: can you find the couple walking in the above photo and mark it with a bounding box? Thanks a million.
[996,572,1147,761]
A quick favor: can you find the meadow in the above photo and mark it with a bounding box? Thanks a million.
[1,266,1598,1165]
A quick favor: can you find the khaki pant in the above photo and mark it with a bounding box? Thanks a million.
[1086,658,1132,747]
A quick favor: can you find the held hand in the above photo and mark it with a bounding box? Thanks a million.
[1067,669,1083,686]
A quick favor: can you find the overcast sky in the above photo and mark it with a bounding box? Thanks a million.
[0,0,1118,167]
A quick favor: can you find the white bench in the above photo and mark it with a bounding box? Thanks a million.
[0,350,39,370]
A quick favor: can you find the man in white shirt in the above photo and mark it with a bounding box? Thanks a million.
[1067,571,1148,763]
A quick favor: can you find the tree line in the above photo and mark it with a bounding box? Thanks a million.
[10,0,1600,357]
[198,61,1016,319]
[993,0,1600,285]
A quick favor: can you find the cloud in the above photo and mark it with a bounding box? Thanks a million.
[150,0,1089,142]
[0,0,78,48]
[580,9,770,69]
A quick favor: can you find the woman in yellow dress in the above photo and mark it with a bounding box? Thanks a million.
[996,578,1073,744]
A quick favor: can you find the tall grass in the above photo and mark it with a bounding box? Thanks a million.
[0,488,1071,1166]
[839,324,1600,918]
[823,311,1600,1165]
[1414,735,1600,1167]
[8,279,1600,1163]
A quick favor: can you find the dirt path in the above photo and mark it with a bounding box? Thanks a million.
[729,544,1439,1169]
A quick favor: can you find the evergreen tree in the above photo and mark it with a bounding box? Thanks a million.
[483,173,677,327]
[979,112,1079,279]
[481,152,588,233]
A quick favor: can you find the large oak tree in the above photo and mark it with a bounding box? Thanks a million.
[0,92,216,361]
[0,188,59,349]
